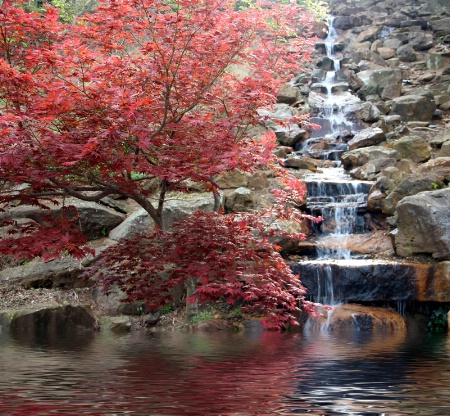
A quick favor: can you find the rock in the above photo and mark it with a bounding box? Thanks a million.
[273,146,294,159]
[391,135,432,162]
[341,146,401,170]
[284,156,318,171]
[408,31,434,51]
[216,170,248,189]
[224,187,255,213]
[248,171,269,190]
[426,53,444,70]
[109,193,217,240]
[355,69,403,100]
[354,102,382,122]
[348,127,386,150]
[100,316,131,333]
[274,125,310,148]
[381,173,444,215]
[4,199,125,240]
[395,188,450,260]
[383,38,403,50]
[430,18,450,38]
[396,44,417,62]
[377,47,396,59]
[0,258,88,289]
[367,176,396,211]
[440,141,450,157]
[277,83,300,105]
[416,157,450,181]
[313,304,406,332]
[390,95,436,122]
[109,208,154,241]
[357,27,380,43]
[292,258,446,302]
[316,231,394,256]
[0,304,97,333]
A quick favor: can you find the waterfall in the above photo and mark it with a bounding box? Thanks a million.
[302,17,370,330]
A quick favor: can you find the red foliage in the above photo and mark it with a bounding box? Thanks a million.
[89,210,318,329]
[0,0,318,325]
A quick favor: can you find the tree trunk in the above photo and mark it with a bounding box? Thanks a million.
[185,278,198,323]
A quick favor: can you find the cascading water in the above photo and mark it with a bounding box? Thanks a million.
[300,18,372,329]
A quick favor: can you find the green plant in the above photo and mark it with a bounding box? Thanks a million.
[427,307,448,334]
[161,304,173,315]
[191,309,216,325]
[432,182,440,189]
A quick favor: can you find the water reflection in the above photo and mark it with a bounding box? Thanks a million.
[0,329,449,415]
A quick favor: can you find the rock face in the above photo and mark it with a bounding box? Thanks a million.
[0,304,97,334]
[395,188,450,260]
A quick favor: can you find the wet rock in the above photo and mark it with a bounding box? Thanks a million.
[367,176,396,211]
[292,259,441,302]
[395,188,450,260]
[348,127,386,150]
[316,231,394,256]
[392,135,432,163]
[390,95,436,122]
[315,304,406,332]
[274,125,310,148]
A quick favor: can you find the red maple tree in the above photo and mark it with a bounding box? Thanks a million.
[0,0,317,327]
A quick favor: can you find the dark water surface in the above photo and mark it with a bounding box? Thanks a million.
[0,328,449,415]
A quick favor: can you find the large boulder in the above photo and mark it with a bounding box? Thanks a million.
[408,31,434,51]
[430,18,450,38]
[417,157,450,181]
[109,193,217,240]
[341,146,401,170]
[390,95,436,122]
[3,199,125,240]
[395,188,450,260]
[0,304,97,333]
[348,127,386,150]
[355,69,403,100]
[392,135,432,163]
[381,173,444,216]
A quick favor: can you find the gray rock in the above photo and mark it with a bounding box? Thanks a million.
[100,316,131,333]
[430,18,450,38]
[348,128,386,150]
[381,173,444,215]
[224,187,255,213]
[396,45,417,62]
[341,146,401,170]
[277,83,300,105]
[408,31,434,51]
[390,95,436,122]
[395,188,450,260]
[392,135,432,163]
[4,199,125,240]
